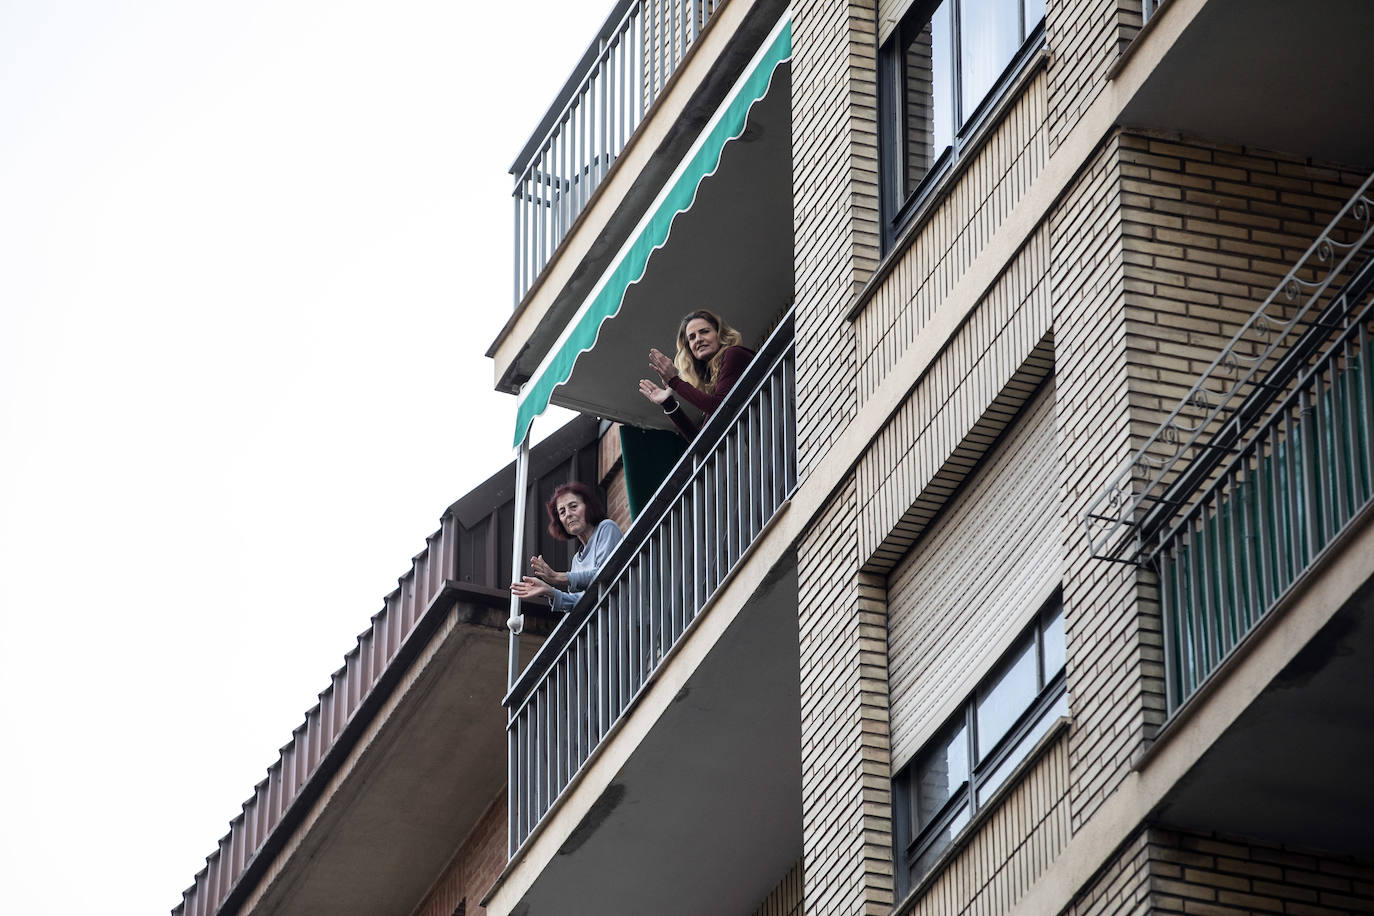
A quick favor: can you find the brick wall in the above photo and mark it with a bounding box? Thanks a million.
[1059,828,1153,916]
[1048,132,1150,832]
[797,482,896,914]
[412,792,506,916]
[1061,826,1374,916]
[1046,0,1128,156]
[898,731,1072,916]
[857,69,1049,403]
[597,423,632,532]
[792,0,881,480]
[857,225,1052,571]
[792,0,891,913]
[753,858,805,916]
[1148,828,1374,915]
[1119,132,1364,491]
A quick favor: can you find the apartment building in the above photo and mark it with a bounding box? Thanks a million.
[176,1,1374,914]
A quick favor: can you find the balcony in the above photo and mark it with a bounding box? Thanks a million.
[491,0,791,400]
[511,0,723,305]
[1087,175,1374,859]
[506,313,796,852]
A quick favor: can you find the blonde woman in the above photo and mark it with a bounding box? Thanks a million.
[638,309,755,440]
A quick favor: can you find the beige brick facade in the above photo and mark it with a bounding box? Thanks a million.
[897,730,1072,916]
[1061,827,1374,916]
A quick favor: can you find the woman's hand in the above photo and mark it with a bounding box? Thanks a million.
[511,576,554,602]
[529,555,569,588]
[648,348,677,385]
[638,378,673,405]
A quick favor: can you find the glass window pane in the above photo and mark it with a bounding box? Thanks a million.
[901,0,952,196]
[910,802,971,879]
[976,691,1068,805]
[976,635,1036,758]
[910,716,969,834]
[958,0,1021,121]
[1043,601,1066,681]
[1024,0,1045,32]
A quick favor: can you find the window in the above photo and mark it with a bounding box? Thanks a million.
[892,596,1067,897]
[879,0,1045,247]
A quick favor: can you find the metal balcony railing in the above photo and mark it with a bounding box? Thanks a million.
[1083,173,1374,716]
[511,0,724,305]
[1157,278,1374,713]
[504,313,796,853]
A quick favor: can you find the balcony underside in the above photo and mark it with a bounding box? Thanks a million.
[1122,0,1374,169]
[507,558,802,916]
[537,67,793,434]
[1153,509,1374,857]
[241,602,555,916]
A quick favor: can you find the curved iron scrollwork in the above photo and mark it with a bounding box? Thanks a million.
[1085,171,1374,564]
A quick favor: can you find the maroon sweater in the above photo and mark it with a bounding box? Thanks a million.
[663,345,755,440]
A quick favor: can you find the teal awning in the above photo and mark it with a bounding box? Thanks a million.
[513,14,793,446]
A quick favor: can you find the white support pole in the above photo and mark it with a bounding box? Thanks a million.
[507,433,532,688]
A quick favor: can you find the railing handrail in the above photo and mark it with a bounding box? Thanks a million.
[504,308,795,708]
[1084,171,1374,563]
[509,0,640,178]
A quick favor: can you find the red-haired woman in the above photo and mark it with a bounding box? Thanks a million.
[510,482,623,612]
[637,309,755,440]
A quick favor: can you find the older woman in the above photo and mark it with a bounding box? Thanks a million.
[510,482,623,613]
[637,309,755,440]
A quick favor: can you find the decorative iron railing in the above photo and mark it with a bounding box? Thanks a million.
[1157,288,1374,713]
[511,0,724,304]
[1084,172,1374,564]
[505,313,796,852]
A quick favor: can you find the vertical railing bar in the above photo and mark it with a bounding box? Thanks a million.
[1257,428,1276,607]
[599,602,609,739]
[569,635,580,776]
[1333,351,1351,528]
[1222,476,1240,649]
[1316,363,1334,543]
[1361,323,1374,498]
[1197,502,1216,674]
[1300,388,1320,561]
[1340,338,1361,513]
[647,533,659,672]
[1240,461,1258,629]
[1275,411,1286,585]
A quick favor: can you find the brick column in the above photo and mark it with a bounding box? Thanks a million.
[792,0,892,912]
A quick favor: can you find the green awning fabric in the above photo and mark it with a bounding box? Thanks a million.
[512,14,793,447]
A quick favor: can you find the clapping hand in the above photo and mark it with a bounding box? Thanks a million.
[529,554,569,588]
[648,348,677,384]
[511,576,554,602]
[638,378,673,405]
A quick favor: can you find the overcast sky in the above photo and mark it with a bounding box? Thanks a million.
[0,2,602,912]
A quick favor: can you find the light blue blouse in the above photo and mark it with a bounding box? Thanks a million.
[550,519,624,612]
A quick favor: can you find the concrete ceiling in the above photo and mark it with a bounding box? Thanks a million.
[1121,0,1374,170]
[510,557,803,916]
[550,70,794,432]
[1153,572,1374,855]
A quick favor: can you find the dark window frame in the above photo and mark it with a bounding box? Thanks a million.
[891,592,1067,898]
[878,0,1046,250]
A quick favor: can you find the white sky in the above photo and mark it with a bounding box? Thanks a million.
[0,2,603,912]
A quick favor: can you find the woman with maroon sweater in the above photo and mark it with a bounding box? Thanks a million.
[637,310,755,440]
